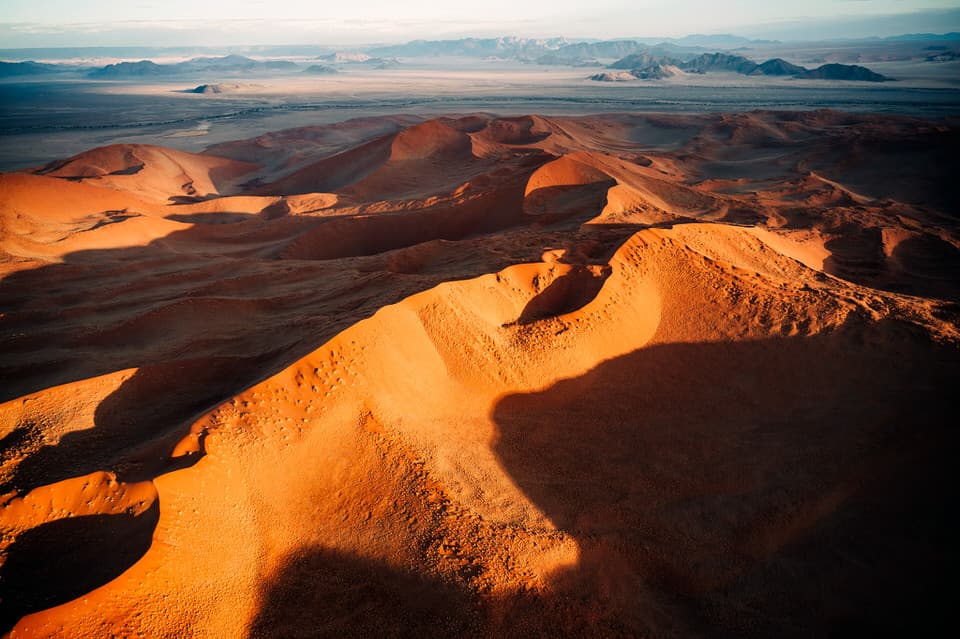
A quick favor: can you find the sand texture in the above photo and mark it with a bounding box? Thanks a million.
[1,111,958,638]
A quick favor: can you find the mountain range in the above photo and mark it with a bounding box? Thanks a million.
[0,36,926,83]
[87,55,298,79]
[602,51,890,81]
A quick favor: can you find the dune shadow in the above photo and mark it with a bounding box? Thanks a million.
[514,265,611,325]
[0,501,159,634]
[280,181,532,261]
[487,320,958,637]
[165,211,259,224]
[823,226,886,285]
[889,234,960,301]
[247,547,482,639]
[523,181,616,222]
[109,163,145,176]
[247,544,634,638]
[246,321,957,637]
[2,355,271,496]
[167,195,211,204]
[823,228,960,302]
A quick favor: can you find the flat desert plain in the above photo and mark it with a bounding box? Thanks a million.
[0,110,958,637]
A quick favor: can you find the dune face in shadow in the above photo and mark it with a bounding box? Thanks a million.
[0,111,958,637]
[279,182,533,261]
[3,359,259,496]
[491,324,958,637]
[245,323,958,638]
[889,234,960,300]
[0,502,159,634]
[248,547,482,639]
[514,265,611,324]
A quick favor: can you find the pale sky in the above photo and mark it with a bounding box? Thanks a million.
[1,0,959,47]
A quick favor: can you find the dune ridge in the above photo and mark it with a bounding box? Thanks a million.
[1,111,957,638]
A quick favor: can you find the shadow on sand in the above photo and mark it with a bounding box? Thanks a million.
[0,501,159,634]
[250,319,958,638]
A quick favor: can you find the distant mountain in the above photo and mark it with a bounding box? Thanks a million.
[0,60,66,77]
[752,58,806,76]
[645,42,709,56]
[629,63,678,80]
[367,36,567,58]
[681,53,759,74]
[366,38,706,65]
[797,64,890,82]
[373,58,402,69]
[318,52,371,63]
[182,55,297,71]
[607,51,890,82]
[185,83,258,94]
[87,55,298,79]
[263,60,298,70]
[669,34,781,48]
[926,50,960,61]
[608,52,678,69]
[610,34,778,49]
[88,60,178,79]
[533,42,693,67]
[590,63,678,81]
[187,83,220,93]
[879,32,960,42]
[315,53,399,67]
[550,40,646,60]
[303,64,339,75]
[534,54,599,67]
[588,71,636,82]
[186,54,258,69]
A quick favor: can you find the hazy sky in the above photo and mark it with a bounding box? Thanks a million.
[1,0,959,46]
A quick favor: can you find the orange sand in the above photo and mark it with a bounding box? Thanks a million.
[1,111,958,638]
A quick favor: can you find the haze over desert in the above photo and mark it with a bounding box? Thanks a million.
[1,2,959,637]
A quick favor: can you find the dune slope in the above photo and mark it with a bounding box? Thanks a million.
[1,112,958,638]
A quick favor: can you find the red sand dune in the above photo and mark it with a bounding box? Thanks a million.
[35,144,258,203]
[1,112,958,638]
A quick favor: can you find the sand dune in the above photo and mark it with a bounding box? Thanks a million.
[1,111,957,638]
[34,144,258,203]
